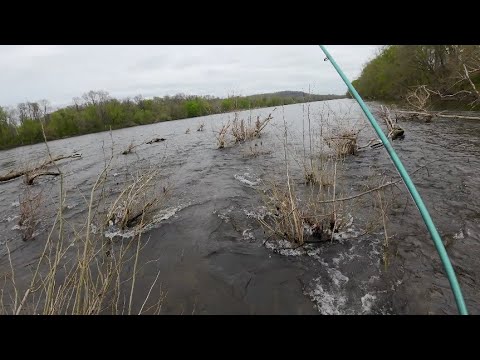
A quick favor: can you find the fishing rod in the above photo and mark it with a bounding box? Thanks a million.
[318,45,468,315]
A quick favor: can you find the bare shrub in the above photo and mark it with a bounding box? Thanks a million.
[215,121,231,149]
[216,110,275,149]
[105,170,168,230]
[324,129,358,157]
[243,141,272,158]
[18,190,43,241]
[122,142,136,155]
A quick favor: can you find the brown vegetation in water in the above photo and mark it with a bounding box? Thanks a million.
[258,105,397,254]
[1,126,170,315]
[216,110,275,149]
[18,190,44,241]
[122,137,166,155]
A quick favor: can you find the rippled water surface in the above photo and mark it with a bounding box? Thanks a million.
[1,99,479,314]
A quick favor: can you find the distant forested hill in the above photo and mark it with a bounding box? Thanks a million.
[0,90,345,150]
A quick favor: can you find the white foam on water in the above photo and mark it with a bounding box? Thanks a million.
[327,267,349,288]
[216,206,234,223]
[5,215,19,223]
[244,206,270,221]
[361,293,377,314]
[242,229,255,242]
[307,279,347,315]
[66,203,78,210]
[11,224,22,231]
[305,247,323,257]
[278,248,305,256]
[11,201,19,208]
[264,239,305,256]
[234,173,260,187]
[330,226,362,242]
[153,206,182,222]
[453,230,464,240]
[305,254,356,314]
[103,203,189,240]
[217,213,230,223]
[104,227,137,240]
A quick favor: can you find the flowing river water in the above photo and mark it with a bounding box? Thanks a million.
[0,99,479,314]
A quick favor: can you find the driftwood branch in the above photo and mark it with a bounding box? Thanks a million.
[25,171,61,185]
[0,153,81,183]
[463,64,480,107]
[406,85,431,113]
[379,106,405,139]
[145,137,165,144]
[317,158,443,204]
[316,180,403,204]
[357,138,383,150]
[122,137,166,154]
[396,110,480,121]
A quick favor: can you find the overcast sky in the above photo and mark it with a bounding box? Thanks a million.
[0,45,380,107]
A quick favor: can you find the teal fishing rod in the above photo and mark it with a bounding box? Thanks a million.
[319,45,468,315]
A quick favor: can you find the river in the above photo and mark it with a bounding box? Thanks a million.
[1,99,478,314]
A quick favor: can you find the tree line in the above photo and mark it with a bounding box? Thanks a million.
[351,45,480,110]
[0,91,344,150]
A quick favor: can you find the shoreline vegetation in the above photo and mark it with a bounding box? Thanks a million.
[350,45,480,112]
[0,90,345,151]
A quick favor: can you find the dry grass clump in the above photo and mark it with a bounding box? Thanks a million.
[324,129,359,157]
[259,164,349,246]
[18,190,44,241]
[105,170,168,230]
[215,121,231,149]
[216,110,275,149]
[303,154,339,187]
[243,141,272,158]
[122,141,136,155]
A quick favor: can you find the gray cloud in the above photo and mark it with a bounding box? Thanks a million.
[0,45,380,107]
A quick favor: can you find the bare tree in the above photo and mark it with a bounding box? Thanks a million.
[134,95,143,104]
[97,90,110,104]
[82,90,99,106]
[405,46,480,111]
[26,102,41,121]
[17,103,28,124]
[72,97,82,112]
[38,99,51,121]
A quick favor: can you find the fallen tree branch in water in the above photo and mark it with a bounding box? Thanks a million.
[122,137,166,154]
[145,137,165,144]
[0,153,81,183]
[379,106,405,140]
[316,180,403,204]
[396,110,480,121]
[25,171,61,185]
[316,158,444,204]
